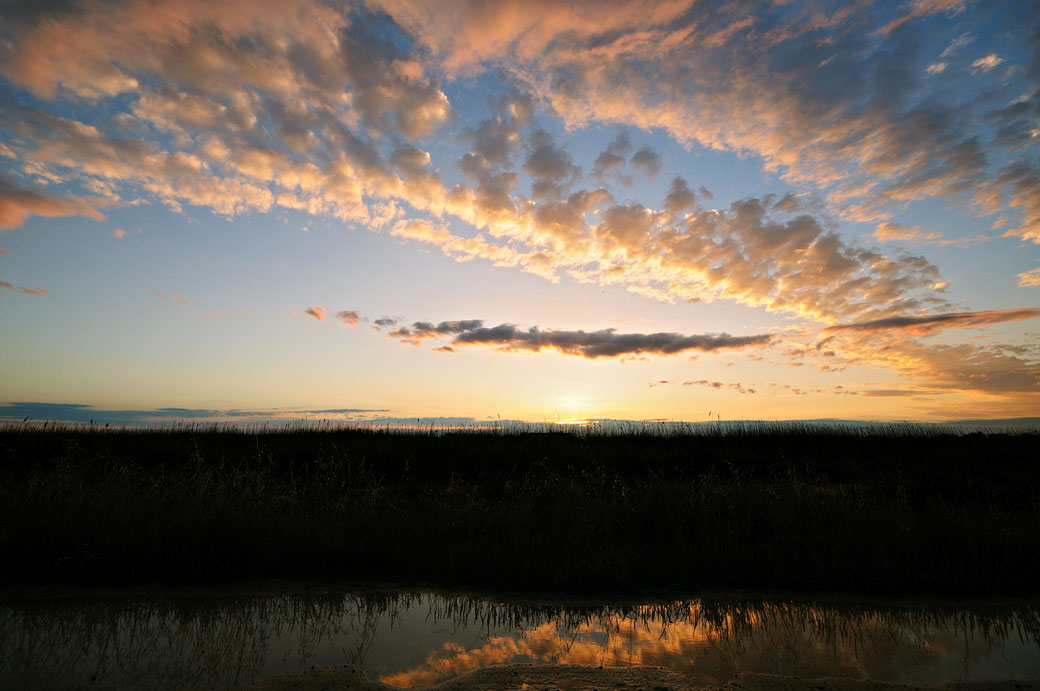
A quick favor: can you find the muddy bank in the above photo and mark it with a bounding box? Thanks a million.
[231,664,1040,691]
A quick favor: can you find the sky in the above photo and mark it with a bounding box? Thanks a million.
[0,0,1038,425]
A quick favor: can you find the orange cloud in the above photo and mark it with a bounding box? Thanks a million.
[0,176,104,230]
[872,222,942,244]
[1019,268,1040,287]
[304,306,326,321]
[335,310,361,326]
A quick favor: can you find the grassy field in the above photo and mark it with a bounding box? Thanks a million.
[0,423,1037,594]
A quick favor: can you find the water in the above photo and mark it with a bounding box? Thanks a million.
[2,587,1039,689]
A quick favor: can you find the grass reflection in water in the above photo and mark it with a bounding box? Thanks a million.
[2,591,1039,689]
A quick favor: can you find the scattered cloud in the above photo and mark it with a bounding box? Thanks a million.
[335,310,361,326]
[113,228,127,239]
[2,0,1037,420]
[1,1,1000,325]
[372,1,1039,242]
[630,147,662,179]
[593,132,632,180]
[971,54,1003,73]
[683,380,757,394]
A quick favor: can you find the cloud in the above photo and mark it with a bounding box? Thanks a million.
[304,306,326,321]
[0,3,456,229]
[823,308,1040,336]
[630,147,662,179]
[395,192,948,323]
[856,389,925,397]
[372,1,1038,242]
[1018,268,1040,287]
[682,380,757,394]
[872,222,942,243]
[664,177,695,214]
[0,273,48,296]
[0,1,972,328]
[592,132,632,179]
[113,228,127,239]
[875,0,970,36]
[388,319,486,344]
[0,402,390,425]
[822,331,1040,397]
[335,310,360,326]
[381,317,772,359]
[971,54,1003,73]
[522,130,581,199]
[0,175,104,229]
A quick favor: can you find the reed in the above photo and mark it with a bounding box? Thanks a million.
[1,425,1037,594]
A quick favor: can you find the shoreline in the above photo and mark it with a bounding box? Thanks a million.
[230,664,1040,691]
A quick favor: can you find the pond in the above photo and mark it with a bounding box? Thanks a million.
[2,586,1038,689]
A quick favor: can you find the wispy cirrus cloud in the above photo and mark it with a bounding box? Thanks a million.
[872,222,943,244]
[0,273,47,296]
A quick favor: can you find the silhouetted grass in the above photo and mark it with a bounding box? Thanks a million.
[1,423,1037,594]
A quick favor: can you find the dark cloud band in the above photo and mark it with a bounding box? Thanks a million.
[382,318,772,358]
[824,308,1040,335]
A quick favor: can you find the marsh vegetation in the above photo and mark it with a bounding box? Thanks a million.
[0,423,1037,594]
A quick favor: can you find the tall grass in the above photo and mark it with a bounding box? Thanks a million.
[0,425,1037,594]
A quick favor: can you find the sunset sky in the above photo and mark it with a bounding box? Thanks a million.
[1,0,1038,425]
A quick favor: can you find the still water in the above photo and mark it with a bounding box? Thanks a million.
[2,587,1039,689]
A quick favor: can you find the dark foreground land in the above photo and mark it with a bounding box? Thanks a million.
[1,424,1037,595]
